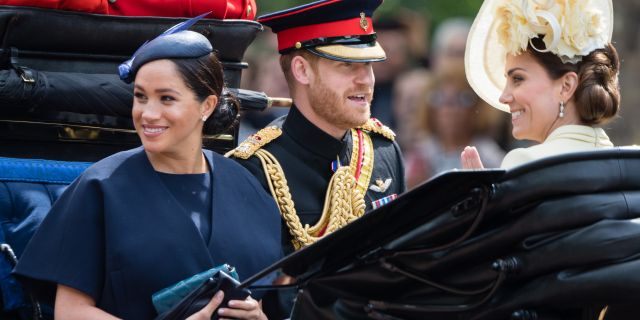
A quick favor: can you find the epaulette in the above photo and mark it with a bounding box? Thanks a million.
[357,118,395,141]
[225,126,282,159]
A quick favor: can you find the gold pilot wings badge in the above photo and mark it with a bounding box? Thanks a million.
[369,178,392,193]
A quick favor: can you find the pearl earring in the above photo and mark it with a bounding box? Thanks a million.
[201,115,208,122]
[559,101,565,118]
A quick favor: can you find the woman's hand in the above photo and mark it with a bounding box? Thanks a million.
[461,146,485,169]
[186,291,224,320]
[218,296,267,320]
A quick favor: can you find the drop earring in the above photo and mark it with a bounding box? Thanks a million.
[559,101,565,118]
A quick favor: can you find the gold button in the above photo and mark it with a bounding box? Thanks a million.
[295,42,302,49]
[247,5,252,16]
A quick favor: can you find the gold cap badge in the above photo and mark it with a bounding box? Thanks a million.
[359,12,368,31]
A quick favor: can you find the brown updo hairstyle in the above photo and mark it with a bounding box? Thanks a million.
[528,37,620,125]
[172,53,240,134]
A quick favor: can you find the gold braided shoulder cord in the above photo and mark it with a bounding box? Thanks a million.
[598,306,608,320]
[254,149,366,250]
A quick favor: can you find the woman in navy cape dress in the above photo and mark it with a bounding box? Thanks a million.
[15,147,281,319]
[14,18,282,320]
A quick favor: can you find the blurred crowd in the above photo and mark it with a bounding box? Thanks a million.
[240,11,531,189]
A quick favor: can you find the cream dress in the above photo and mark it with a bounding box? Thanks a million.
[501,124,614,169]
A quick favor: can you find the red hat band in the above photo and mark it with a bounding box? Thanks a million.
[277,16,374,52]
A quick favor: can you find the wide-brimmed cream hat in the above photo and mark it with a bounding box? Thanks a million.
[465,0,614,113]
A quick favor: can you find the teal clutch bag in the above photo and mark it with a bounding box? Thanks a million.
[152,264,239,315]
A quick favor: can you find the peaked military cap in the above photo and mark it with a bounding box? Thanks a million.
[257,0,387,63]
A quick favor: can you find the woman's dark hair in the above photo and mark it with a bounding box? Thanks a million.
[528,37,620,125]
[172,53,240,134]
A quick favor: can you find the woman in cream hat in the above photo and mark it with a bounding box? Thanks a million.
[461,0,620,169]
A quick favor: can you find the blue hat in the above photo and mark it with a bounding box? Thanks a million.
[258,0,386,63]
[119,13,213,83]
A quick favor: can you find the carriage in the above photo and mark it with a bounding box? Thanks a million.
[0,5,639,320]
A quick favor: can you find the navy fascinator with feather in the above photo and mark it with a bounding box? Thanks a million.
[119,13,213,83]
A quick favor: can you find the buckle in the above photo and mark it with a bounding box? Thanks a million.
[18,67,35,84]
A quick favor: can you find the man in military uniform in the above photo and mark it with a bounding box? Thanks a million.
[227,0,405,254]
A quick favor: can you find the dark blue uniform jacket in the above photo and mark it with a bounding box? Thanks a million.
[236,106,406,254]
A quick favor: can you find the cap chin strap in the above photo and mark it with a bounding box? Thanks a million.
[307,47,386,63]
[280,34,378,55]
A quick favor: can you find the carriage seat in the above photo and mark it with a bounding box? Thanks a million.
[0,157,90,315]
